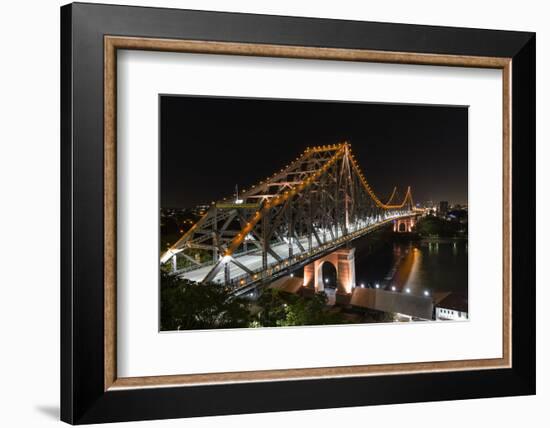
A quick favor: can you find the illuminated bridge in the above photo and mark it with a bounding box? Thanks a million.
[160,142,418,295]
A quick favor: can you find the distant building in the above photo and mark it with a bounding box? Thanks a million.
[192,204,210,216]
[438,200,449,216]
[419,200,435,216]
[433,292,468,321]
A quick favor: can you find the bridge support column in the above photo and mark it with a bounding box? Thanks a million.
[394,217,416,233]
[172,255,177,272]
[303,263,314,288]
[224,263,230,285]
[303,247,356,295]
[336,247,356,294]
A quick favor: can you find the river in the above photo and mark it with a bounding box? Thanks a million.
[353,232,468,300]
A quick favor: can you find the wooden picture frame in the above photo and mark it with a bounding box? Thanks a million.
[61,2,535,424]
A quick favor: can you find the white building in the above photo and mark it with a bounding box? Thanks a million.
[435,306,468,321]
[434,292,468,321]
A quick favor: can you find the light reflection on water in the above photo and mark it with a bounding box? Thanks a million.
[354,238,468,299]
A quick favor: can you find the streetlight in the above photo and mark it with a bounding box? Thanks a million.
[405,288,411,293]
[360,283,365,288]
[375,283,380,289]
[325,278,329,284]
[423,290,430,297]
[391,286,396,291]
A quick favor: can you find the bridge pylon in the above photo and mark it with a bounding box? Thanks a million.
[303,247,356,295]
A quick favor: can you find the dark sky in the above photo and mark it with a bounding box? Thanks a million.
[160,95,468,208]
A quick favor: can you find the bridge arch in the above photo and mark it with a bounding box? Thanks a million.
[303,247,356,295]
[316,260,338,291]
[394,216,416,233]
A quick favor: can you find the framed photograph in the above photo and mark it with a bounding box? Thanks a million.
[61,2,535,424]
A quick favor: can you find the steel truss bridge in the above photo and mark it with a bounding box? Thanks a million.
[161,142,416,295]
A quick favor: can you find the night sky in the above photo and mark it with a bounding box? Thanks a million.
[160,95,468,208]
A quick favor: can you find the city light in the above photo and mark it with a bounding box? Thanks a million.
[360,283,365,288]
[325,278,329,284]
[391,286,396,291]
[375,283,380,289]
[424,290,430,297]
[405,288,411,293]
[290,273,294,277]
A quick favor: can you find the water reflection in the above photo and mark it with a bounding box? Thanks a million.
[354,237,468,299]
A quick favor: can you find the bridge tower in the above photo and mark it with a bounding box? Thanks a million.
[303,248,356,295]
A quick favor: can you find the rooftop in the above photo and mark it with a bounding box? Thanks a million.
[434,292,468,313]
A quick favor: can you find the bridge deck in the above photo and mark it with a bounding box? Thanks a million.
[181,236,319,283]
[179,214,414,285]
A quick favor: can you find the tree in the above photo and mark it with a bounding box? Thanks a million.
[361,308,397,323]
[253,288,292,327]
[160,272,251,331]
[414,216,459,237]
[278,293,349,326]
[253,289,349,327]
[161,276,352,331]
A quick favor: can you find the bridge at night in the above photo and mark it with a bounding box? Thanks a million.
[161,142,419,296]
